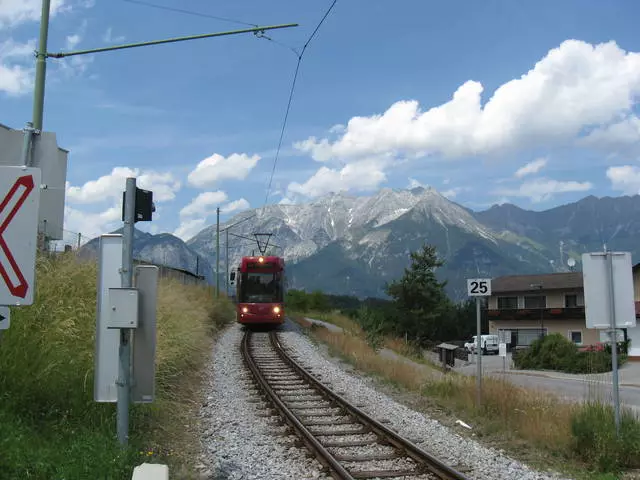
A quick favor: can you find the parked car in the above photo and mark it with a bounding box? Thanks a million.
[464,334,499,355]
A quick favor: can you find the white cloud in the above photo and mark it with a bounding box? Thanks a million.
[173,218,207,241]
[580,116,640,152]
[63,204,122,239]
[0,38,35,96]
[65,34,81,51]
[187,153,260,188]
[66,166,181,204]
[102,27,126,44]
[175,192,249,241]
[221,198,250,214]
[494,178,593,203]
[515,158,547,178]
[296,39,640,163]
[606,165,640,195]
[288,159,387,198]
[179,191,228,218]
[407,177,426,189]
[441,187,463,199]
[0,0,69,28]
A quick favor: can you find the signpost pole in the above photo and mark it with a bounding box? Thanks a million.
[605,249,621,435]
[476,296,482,408]
[467,278,491,410]
[117,177,136,445]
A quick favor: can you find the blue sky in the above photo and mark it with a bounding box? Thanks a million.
[2,0,640,243]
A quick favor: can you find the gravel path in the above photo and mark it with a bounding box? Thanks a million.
[278,319,575,480]
[197,320,575,479]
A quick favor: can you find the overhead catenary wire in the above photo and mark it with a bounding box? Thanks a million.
[120,0,258,27]
[262,0,338,209]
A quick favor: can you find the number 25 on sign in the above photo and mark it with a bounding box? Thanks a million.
[467,278,492,297]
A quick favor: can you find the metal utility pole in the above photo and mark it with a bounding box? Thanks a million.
[216,207,220,298]
[33,0,52,132]
[118,177,136,445]
[21,0,52,166]
[605,248,621,435]
[225,229,229,296]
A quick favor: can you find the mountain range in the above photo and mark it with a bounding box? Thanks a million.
[80,187,640,301]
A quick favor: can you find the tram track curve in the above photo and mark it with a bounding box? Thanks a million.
[241,329,471,480]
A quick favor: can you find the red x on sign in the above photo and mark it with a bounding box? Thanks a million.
[0,175,35,299]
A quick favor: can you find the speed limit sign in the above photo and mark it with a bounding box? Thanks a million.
[467,278,492,297]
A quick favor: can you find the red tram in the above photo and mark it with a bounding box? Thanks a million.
[230,255,285,326]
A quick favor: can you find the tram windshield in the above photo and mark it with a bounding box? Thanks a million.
[239,272,283,303]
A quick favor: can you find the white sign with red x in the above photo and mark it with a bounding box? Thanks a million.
[0,167,41,306]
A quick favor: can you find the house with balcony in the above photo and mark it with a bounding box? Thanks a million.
[629,263,640,359]
[486,272,595,348]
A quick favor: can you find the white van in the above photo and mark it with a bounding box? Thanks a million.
[464,335,499,355]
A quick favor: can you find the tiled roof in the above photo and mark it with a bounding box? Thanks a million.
[492,272,583,294]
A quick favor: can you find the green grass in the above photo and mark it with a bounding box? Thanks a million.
[0,253,234,479]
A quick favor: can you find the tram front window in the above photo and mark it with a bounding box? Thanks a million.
[240,272,281,303]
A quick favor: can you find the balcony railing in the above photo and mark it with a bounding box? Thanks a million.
[487,307,585,321]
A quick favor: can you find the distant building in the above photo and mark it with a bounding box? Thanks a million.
[486,269,640,360]
[629,263,640,359]
[486,272,591,347]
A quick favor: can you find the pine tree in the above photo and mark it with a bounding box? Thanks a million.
[385,244,451,343]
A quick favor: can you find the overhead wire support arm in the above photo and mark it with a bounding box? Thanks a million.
[47,23,299,59]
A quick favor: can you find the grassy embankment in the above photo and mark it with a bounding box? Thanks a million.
[292,311,640,479]
[0,253,233,479]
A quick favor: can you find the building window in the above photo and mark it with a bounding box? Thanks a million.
[497,296,518,309]
[569,330,582,345]
[524,295,546,309]
[513,328,547,346]
[565,294,578,308]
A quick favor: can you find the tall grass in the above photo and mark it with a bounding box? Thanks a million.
[292,314,640,475]
[0,253,233,479]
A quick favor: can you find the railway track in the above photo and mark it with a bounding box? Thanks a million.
[241,329,470,480]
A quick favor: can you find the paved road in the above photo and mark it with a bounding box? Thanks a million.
[457,352,640,414]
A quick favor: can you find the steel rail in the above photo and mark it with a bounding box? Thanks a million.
[268,331,471,480]
[241,331,356,479]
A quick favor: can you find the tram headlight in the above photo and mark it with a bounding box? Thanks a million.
[242,307,248,313]
[273,306,280,314]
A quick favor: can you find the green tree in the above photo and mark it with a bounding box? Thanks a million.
[385,244,451,343]
[286,289,310,311]
[308,290,331,312]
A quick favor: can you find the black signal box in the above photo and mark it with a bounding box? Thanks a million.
[122,187,155,223]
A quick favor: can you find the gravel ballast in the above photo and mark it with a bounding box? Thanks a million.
[198,324,329,479]
[277,320,574,480]
[198,321,574,479]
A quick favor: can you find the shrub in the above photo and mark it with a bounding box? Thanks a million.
[513,333,623,374]
[571,402,640,472]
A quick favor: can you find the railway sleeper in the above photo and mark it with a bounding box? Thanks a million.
[332,452,400,462]
[349,468,425,479]
[310,426,369,436]
[321,439,379,447]
[279,395,324,402]
[297,410,345,419]
[302,417,355,426]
